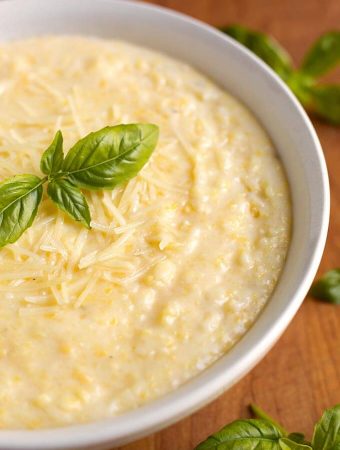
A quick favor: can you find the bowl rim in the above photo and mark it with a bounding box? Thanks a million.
[0,0,330,448]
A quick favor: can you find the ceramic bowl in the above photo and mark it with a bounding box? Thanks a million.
[0,0,329,448]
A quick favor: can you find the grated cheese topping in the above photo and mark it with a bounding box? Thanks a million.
[0,36,290,429]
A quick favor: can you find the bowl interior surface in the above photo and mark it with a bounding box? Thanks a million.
[0,0,329,449]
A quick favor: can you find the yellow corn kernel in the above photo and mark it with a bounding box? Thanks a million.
[159,303,180,326]
[59,342,71,355]
[250,204,260,218]
[95,347,108,357]
[72,369,92,385]
[26,419,42,429]
[138,390,148,401]
[33,393,52,409]
[60,393,82,412]
[44,312,56,319]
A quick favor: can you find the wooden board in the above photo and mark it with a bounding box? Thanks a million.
[116,1,340,448]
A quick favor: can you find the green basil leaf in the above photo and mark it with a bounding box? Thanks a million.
[306,85,340,126]
[0,175,43,247]
[333,443,340,450]
[195,419,284,449]
[310,269,340,304]
[284,71,314,106]
[250,404,287,435]
[288,433,310,445]
[62,123,159,190]
[312,405,340,450]
[279,438,312,450]
[47,178,91,229]
[301,31,340,77]
[220,25,293,80]
[40,130,64,175]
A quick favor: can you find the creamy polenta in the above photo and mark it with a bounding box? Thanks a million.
[0,37,290,428]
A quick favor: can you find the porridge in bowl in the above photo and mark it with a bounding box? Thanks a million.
[0,36,290,428]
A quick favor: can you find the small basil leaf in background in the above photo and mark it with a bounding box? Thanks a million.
[47,178,91,229]
[288,433,310,445]
[40,130,64,175]
[279,438,312,450]
[250,404,288,436]
[284,71,314,105]
[306,84,340,125]
[310,269,340,304]
[300,31,340,78]
[195,419,284,449]
[312,404,340,450]
[62,124,159,190]
[0,175,43,247]
[220,24,294,80]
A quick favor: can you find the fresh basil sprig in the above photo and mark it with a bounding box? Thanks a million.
[221,25,340,125]
[310,269,340,304]
[221,25,293,81]
[0,124,159,248]
[195,404,340,450]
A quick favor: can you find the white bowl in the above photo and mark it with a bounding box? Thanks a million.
[0,0,329,448]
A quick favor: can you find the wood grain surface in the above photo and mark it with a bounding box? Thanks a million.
[117,1,340,448]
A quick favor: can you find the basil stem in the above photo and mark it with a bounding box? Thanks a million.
[250,403,288,435]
